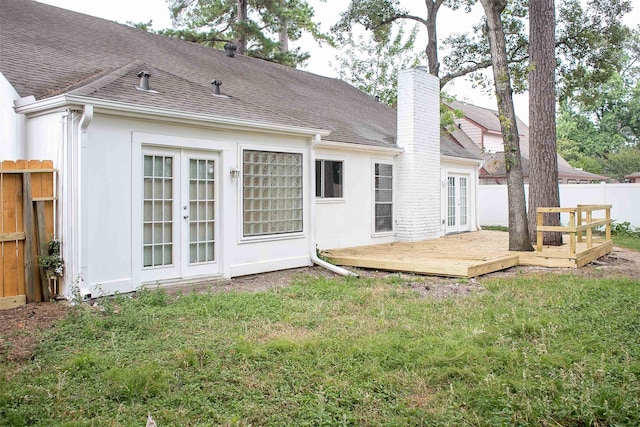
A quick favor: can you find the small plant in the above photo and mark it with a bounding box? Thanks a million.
[611,221,640,237]
[38,239,64,278]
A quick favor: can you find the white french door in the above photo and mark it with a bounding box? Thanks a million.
[141,147,220,282]
[446,174,470,234]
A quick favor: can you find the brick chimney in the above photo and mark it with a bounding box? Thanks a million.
[395,67,441,241]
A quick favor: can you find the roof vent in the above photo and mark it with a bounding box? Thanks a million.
[212,80,223,96]
[137,70,151,91]
[224,42,237,58]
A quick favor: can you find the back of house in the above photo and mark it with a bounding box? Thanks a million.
[0,0,481,299]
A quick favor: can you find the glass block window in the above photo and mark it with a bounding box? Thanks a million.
[448,176,456,227]
[374,163,393,232]
[143,155,174,267]
[243,150,303,237]
[188,159,216,264]
[315,160,343,198]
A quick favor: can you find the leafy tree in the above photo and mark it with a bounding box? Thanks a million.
[165,0,332,67]
[557,68,640,180]
[479,0,533,251]
[528,0,561,245]
[335,24,421,107]
[332,0,475,81]
[556,0,633,105]
[603,146,640,181]
[443,0,634,97]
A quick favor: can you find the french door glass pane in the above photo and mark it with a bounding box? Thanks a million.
[189,159,215,264]
[143,155,174,267]
[460,177,468,226]
[448,177,456,227]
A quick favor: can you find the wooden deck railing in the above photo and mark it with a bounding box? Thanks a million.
[535,205,612,255]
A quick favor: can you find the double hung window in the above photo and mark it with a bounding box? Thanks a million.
[374,163,393,232]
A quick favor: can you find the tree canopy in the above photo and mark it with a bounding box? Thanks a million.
[164,0,333,67]
[558,73,640,181]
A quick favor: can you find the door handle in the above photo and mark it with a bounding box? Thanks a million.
[183,215,189,219]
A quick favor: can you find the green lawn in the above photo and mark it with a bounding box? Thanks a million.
[613,234,640,251]
[2,273,639,426]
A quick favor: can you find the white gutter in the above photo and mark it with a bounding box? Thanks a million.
[309,134,358,277]
[316,139,403,155]
[15,94,331,138]
[440,154,483,166]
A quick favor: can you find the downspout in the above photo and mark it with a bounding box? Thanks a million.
[58,109,70,297]
[75,105,93,299]
[309,134,358,277]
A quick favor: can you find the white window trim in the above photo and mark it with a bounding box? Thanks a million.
[371,159,395,237]
[315,156,346,203]
[238,145,307,244]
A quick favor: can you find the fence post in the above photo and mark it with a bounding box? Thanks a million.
[22,172,37,302]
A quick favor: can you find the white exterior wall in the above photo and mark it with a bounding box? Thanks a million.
[0,73,26,160]
[395,68,441,241]
[314,146,397,249]
[479,183,640,227]
[21,110,317,297]
[81,114,314,296]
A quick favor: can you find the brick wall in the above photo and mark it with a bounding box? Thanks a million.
[395,67,441,241]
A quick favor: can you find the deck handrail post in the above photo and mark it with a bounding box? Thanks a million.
[606,207,611,241]
[569,211,576,255]
[586,208,593,249]
[536,210,544,252]
[576,206,583,243]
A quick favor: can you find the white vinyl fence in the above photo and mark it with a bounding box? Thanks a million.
[479,183,640,228]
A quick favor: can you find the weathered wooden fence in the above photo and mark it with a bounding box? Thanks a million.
[1,160,55,309]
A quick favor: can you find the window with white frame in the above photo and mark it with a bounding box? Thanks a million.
[143,154,174,267]
[374,163,393,232]
[243,150,303,237]
[315,159,343,198]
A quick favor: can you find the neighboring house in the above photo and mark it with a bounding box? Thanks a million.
[450,101,609,184]
[0,0,481,297]
[625,172,640,183]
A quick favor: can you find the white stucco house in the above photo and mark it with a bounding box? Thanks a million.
[0,0,482,297]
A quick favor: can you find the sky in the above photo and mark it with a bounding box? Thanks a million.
[37,0,640,123]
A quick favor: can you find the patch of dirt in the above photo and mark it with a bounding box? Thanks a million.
[1,247,638,363]
[0,301,72,362]
[484,246,640,281]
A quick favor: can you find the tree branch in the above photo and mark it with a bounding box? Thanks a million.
[369,14,429,30]
[440,60,493,88]
[440,52,529,89]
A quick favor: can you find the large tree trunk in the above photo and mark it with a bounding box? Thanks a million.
[479,0,534,251]
[528,0,562,245]
[237,0,247,55]
[425,0,441,76]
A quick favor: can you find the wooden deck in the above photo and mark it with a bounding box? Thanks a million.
[321,230,613,278]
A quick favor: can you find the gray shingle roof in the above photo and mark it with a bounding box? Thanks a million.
[0,0,389,146]
[440,128,483,160]
[1,0,481,159]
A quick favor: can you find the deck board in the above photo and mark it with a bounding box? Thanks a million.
[322,230,612,278]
